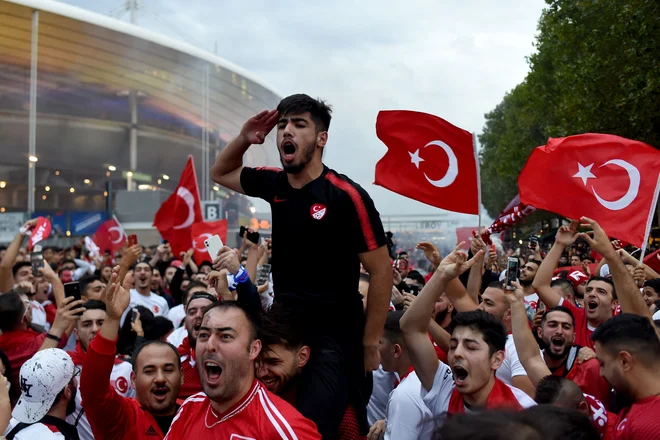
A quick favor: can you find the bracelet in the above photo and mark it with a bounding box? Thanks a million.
[46,333,62,342]
[233,266,249,284]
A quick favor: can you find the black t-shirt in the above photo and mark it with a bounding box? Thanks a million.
[241,165,387,310]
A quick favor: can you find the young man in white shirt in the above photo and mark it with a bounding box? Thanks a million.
[401,245,535,423]
[121,262,169,324]
[377,310,436,440]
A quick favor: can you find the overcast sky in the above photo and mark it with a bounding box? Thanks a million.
[63,0,546,223]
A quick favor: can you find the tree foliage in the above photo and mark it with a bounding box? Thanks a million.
[479,0,660,217]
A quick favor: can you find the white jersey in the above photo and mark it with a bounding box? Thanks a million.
[384,371,437,440]
[121,289,170,324]
[421,360,535,421]
[5,419,64,439]
[167,304,185,328]
[524,293,539,321]
[367,365,397,426]
[67,360,135,440]
[496,334,528,385]
[30,300,50,331]
[167,326,187,348]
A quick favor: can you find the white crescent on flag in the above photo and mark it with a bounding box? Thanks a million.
[173,187,196,230]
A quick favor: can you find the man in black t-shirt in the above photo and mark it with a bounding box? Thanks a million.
[210,94,392,438]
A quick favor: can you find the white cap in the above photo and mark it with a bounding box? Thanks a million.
[12,349,75,423]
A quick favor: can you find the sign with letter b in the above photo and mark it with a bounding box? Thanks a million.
[203,201,222,221]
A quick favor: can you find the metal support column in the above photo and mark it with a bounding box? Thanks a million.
[129,90,137,191]
[28,10,39,214]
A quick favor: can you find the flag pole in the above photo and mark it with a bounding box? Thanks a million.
[639,174,660,261]
[472,132,482,232]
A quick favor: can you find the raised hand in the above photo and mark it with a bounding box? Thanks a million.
[633,265,646,287]
[555,220,579,247]
[581,260,592,278]
[505,280,525,305]
[102,267,130,320]
[240,110,279,145]
[207,269,232,301]
[50,296,86,335]
[212,246,240,274]
[392,267,402,286]
[437,242,484,280]
[577,217,616,259]
[416,242,441,266]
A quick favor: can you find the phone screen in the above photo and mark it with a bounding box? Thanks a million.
[506,258,519,290]
[256,264,271,286]
[64,282,83,315]
[128,234,138,246]
[31,252,44,277]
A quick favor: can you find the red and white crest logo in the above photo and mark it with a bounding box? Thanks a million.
[114,376,129,394]
[153,305,160,314]
[310,204,327,220]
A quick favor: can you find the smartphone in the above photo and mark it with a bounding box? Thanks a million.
[256,264,271,286]
[31,252,44,277]
[64,282,82,315]
[204,235,224,260]
[505,257,519,290]
[239,226,260,244]
[131,308,139,324]
[128,234,138,246]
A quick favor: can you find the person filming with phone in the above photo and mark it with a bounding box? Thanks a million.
[210,94,392,438]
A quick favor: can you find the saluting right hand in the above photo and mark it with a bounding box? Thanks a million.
[241,110,279,144]
[102,267,131,320]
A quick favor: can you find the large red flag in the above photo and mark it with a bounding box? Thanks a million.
[191,220,228,264]
[375,110,479,214]
[518,133,660,247]
[153,156,203,256]
[93,217,126,254]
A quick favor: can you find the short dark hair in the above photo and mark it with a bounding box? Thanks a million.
[131,340,181,372]
[383,310,405,346]
[359,273,371,283]
[202,301,259,342]
[541,306,575,327]
[550,278,575,297]
[260,304,307,352]
[435,410,540,440]
[528,259,542,268]
[79,275,101,294]
[184,281,209,307]
[586,276,617,299]
[277,94,332,132]
[60,258,75,268]
[406,270,425,287]
[82,299,106,312]
[487,280,505,291]
[0,291,25,332]
[643,278,660,293]
[145,316,174,340]
[133,261,153,272]
[591,313,660,367]
[535,375,583,408]
[11,262,31,277]
[447,310,507,356]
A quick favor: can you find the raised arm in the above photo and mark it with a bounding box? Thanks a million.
[466,235,487,304]
[210,110,278,193]
[505,281,551,387]
[0,219,36,293]
[401,244,482,391]
[533,221,579,308]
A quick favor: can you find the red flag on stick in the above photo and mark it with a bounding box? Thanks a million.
[375,110,480,215]
[153,156,204,256]
[191,220,228,264]
[93,216,126,254]
[518,133,660,247]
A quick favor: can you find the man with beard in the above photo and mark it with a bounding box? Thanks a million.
[3,349,79,440]
[210,94,391,437]
[519,259,542,321]
[80,269,183,440]
[533,222,618,349]
[122,261,169,321]
[65,300,135,440]
[166,281,209,348]
[505,281,611,405]
[165,301,321,439]
[592,314,660,439]
[401,245,535,423]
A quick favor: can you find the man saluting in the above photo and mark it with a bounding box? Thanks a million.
[210,94,392,438]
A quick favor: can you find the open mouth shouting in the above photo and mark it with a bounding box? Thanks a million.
[204,360,223,386]
[151,386,171,403]
[280,139,297,163]
[586,298,599,313]
[452,365,469,387]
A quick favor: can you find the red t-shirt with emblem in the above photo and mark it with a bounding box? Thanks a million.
[612,395,660,440]
[559,298,597,349]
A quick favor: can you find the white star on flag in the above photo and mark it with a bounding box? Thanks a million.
[573,162,596,186]
[409,149,424,169]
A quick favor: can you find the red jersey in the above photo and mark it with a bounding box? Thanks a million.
[176,337,202,402]
[549,347,611,406]
[584,394,616,439]
[612,395,660,440]
[165,382,321,440]
[559,298,597,349]
[80,333,168,440]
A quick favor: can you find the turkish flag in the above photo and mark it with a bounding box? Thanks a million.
[153,156,204,256]
[644,249,660,274]
[191,220,228,264]
[93,218,126,254]
[456,227,478,249]
[28,217,52,251]
[518,133,660,247]
[375,110,479,214]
